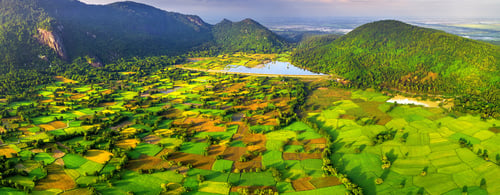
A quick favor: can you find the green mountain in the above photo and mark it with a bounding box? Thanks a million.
[37,0,213,62]
[0,0,287,69]
[292,20,499,116]
[212,18,287,53]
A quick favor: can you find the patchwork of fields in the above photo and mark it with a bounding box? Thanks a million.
[0,54,498,195]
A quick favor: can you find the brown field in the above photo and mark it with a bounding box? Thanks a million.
[143,135,162,144]
[169,152,215,170]
[233,155,262,170]
[309,176,342,188]
[246,145,266,153]
[179,117,226,132]
[226,82,246,93]
[222,147,247,161]
[31,149,44,153]
[70,94,86,100]
[99,102,117,106]
[39,124,56,131]
[34,164,76,191]
[52,150,66,159]
[299,153,322,160]
[54,158,65,166]
[101,89,113,95]
[0,146,18,158]
[40,99,54,104]
[356,101,392,125]
[126,154,170,171]
[120,127,138,135]
[489,127,500,133]
[208,145,226,157]
[306,87,351,111]
[116,139,140,149]
[304,144,326,152]
[163,108,183,119]
[0,126,6,133]
[110,121,132,130]
[242,133,266,147]
[50,121,67,129]
[54,76,77,83]
[84,150,113,164]
[60,188,92,195]
[283,153,300,161]
[291,176,316,191]
[249,114,277,126]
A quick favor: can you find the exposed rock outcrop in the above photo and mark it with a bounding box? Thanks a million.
[36,27,66,59]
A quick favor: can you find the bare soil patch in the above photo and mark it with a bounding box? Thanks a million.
[34,164,76,191]
[208,145,227,157]
[50,121,67,129]
[222,147,247,161]
[70,94,86,100]
[84,149,113,164]
[233,155,262,171]
[169,152,215,170]
[489,127,500,133]
[0,146,18,158]
[143,135,162,144]
[54,76,77,84]
[126,154,170,171]
[291,176,316,191]
[115,139,140,149]
[242,133,266,147]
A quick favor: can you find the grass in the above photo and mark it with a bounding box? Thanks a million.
[212,160,234,172]
[34,153,56,165]
[0,187,24,195]
[62,154,88,169]
[180,142,209,155]
[133,143,163,157]
[239,172,276,186]
[262,150,284,169]
[198,181,231,194]
[76,160,104,175]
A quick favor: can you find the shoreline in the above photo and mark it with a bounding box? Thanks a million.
[175,66,332,79]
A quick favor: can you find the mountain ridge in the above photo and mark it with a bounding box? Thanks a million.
[292,20,499,116]
[0,0,286,69]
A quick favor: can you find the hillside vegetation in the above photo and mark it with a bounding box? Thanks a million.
[292,20,500,117]
[212,19,287,53]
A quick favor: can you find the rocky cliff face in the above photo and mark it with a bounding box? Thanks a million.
[36,27,66,59]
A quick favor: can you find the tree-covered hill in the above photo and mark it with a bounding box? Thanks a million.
[0,0,288,67]
[291,20,499,116]
[36,0,213,62]
[212,18,288,53]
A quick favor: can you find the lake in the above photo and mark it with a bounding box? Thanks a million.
[222,61,326,76]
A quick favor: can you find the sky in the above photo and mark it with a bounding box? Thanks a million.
[80,0,500,23]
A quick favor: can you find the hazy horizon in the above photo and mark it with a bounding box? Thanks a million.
[80,0,500,23]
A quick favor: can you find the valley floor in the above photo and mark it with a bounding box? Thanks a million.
[0,54,498,195]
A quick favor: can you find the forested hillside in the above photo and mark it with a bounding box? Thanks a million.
[292,20,499,117]
[37,0,213,62]
[0,0,60,72]
[212,19,287,53]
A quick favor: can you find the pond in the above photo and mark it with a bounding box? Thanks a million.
[221,61,326,76]
[386,98,430,107]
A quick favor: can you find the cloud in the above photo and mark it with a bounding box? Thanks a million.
[79,0,500,21]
